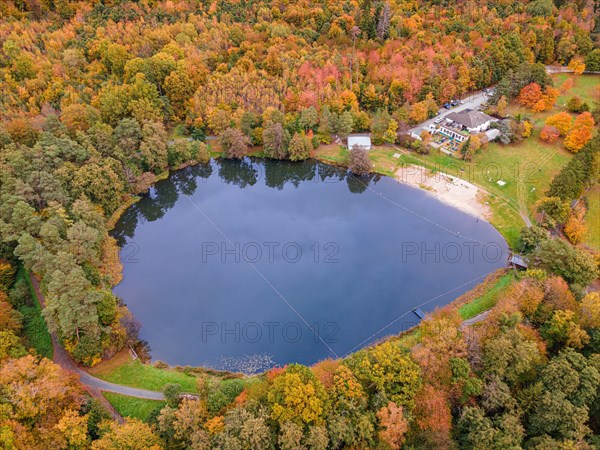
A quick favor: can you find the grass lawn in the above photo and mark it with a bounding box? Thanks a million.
[91,358,199,393]
[458,273,514,320]
[19,269,53,359]
[103,393,165,422]
[584,183,600,250]
[314,143,348,166]
[471,131,571,215]
[552,73,600,106]
[399,131,571,247]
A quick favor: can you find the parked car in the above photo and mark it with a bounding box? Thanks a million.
[443,103,452,109]
[451,100,459,106]
[459,100,465,105]
[483,88,490,93]
[434,117,443,124]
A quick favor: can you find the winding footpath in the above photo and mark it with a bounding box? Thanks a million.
[29,273,492,419]
[29,275,166,422]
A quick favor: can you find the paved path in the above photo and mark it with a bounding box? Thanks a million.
[29,275,166,403]
[460,310,490,329]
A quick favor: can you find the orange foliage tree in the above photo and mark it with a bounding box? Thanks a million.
[412,385,453,449]
[517,83,543,109]
[540,125,560,143]
[545,112,573,136]
[567,55,586,75]
[544,276,578,312]
[517,83,558,112]
[564,203,588,244]
[376,402,409,449]
[564,112,595,152]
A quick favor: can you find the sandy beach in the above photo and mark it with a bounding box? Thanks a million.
[394,165,491,219]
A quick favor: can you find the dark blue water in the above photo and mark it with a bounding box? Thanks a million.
[112,158,508,372]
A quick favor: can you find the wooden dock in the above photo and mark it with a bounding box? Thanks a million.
[412,307,426,320]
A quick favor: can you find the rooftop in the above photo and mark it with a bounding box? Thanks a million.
[347,135,372,149]
[439,123,469,136]
[445,109,494,129]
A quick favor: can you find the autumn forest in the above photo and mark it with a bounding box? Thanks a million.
[0,0,599,448]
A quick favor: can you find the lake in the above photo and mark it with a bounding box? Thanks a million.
[112,158,508,373]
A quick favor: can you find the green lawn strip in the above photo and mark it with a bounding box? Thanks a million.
[19,268,53,359]
[485,195,523,248]
[584,184,600,249]
[103,392,165,422]
[552,73,600,106]
[458,274,514,320]
[95,359,198,393]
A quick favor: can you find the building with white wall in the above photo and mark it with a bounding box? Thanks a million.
[347,135,372,151]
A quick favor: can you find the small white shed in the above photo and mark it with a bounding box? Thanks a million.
[347,135,372,151]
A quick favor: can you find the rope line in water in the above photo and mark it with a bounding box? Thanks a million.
[182,194,340,359]
[341,268,497,357]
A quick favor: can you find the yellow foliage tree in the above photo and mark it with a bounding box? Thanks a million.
[545,112,573,136]
[267,364,328,425]
[92,419,163,450]
[0,259,16,290]
[579,292,600,328]
[496,95,508,117]
[567,56,586,75]
[564,209,588,244]
[564,125,593,153]
[55,409,89,449]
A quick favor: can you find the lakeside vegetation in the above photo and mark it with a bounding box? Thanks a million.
[0,0,598,448]
[93,359,200,393]
[103,393,166,422]
[458,273,514,320]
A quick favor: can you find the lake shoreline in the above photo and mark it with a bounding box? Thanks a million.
[394,164,492,220]
[111,158,508,371]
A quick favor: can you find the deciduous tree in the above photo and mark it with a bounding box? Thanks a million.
[376,402,408,449]
[262,121,290,160]
[267,364,328,425]
[220,128,250,159]
[348,145,371,176]
[288,132,312,161]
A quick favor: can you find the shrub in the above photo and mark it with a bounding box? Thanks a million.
[348,145,371,175]
[566,96,589,113]
[163,383,182,407]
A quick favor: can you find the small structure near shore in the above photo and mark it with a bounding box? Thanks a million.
[508,253,529,270]
[347,135,372,151]
[412,307,426,320]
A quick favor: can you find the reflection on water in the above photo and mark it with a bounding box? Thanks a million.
[112,158,507,371]
[113,158,378,246]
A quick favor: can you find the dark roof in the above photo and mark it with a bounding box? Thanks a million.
[509,254,528,268]
[446,109,494,129]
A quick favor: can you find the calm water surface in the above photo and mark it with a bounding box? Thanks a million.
[112,158,508,372]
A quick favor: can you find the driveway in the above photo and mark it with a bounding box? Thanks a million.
[409,90,491,136]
